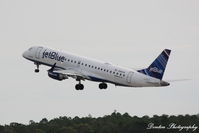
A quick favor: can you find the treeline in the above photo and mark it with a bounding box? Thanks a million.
[0,112,199,133]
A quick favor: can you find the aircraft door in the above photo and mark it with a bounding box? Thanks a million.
[76,60,82,73]
[35,47,43,59]
[126,72,134,83]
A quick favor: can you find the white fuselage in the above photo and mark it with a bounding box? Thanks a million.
[23,46,165,87]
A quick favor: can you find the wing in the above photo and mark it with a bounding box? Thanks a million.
[48,63,90,81]
[53,69,89,81]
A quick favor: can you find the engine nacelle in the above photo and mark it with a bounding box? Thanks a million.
[48,71,68,81]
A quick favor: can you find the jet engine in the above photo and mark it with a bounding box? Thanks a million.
[48,71,68,81]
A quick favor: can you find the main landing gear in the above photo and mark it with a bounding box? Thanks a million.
[75,80,84,90]
[34,62,40,73]
[99,83,108,89]
[75,82,108,90]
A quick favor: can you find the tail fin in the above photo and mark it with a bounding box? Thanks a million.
[138,49,171,80]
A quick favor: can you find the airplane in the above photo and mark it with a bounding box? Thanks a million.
[22,46,171,90]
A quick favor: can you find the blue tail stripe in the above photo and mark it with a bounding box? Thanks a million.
[138,49,171,80]
[157,57,165,68]
[159,55,166,66]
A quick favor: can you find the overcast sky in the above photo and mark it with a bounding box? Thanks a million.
[0,0,198,125]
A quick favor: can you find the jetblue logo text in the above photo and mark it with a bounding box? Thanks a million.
[42,50,66,62]
[149,67,163,74]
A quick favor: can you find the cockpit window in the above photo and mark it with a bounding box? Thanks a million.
[28,47,33,51]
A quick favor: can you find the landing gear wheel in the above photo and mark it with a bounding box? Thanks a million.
[80,84,84,90]
[75,84,79,90]
[75,79,84,90]
[75,84,84,90]
[35,69,39,73]
[99,83,108,89]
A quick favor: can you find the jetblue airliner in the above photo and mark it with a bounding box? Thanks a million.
[23,46,171,90]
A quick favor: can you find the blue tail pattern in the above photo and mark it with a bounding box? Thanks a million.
[138,49,171,80]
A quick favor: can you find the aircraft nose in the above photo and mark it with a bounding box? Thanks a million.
[22,51,28,58]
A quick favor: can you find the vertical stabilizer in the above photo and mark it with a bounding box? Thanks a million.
[138,49,171,80]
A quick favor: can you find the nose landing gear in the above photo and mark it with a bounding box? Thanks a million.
[34,62,40,73]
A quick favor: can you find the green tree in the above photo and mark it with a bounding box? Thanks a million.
[75,123,94,133]
[57,126,77,133]
[40,118,48,124]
